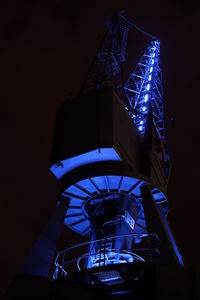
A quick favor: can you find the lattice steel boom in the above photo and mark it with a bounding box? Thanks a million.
[123,40,165,141]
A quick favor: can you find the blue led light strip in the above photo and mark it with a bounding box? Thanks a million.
[124,40,165,141]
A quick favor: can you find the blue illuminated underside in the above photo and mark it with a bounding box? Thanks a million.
[63,175,167,236]
[50,148,121,180]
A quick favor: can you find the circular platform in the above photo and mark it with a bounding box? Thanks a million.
[62,175,167,236]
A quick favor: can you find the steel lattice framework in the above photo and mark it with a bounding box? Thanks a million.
[80,11,129,93]
[123,40,165,141]
[80,11,166,144]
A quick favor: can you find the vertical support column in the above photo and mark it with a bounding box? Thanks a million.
[140,185,184,267]
[20,198,67,277]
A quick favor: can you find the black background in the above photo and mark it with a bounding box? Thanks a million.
[0,0,199,297]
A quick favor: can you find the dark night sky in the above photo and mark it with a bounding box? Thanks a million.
[0,0,200,297]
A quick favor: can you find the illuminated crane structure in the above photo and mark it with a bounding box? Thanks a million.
[16,11,185,300]
[124,39,164,140]
[46,11,185,298]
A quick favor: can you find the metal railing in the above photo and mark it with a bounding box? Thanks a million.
[53,233,160,279]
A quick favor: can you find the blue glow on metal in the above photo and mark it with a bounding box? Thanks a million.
[63,175,167,236]
[93,270,124,284]
[50,148,121,180]
[90,252,130,268]
[152,191,165,202]
[88,250,145,269]
[124,39,165,141]
[157,205,185,268]
[101,276,121,283]
[142,106,146,111]
[53,234,164,279]
[110,290,132,296]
